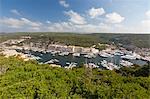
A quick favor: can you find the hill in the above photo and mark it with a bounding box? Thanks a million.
[0,32,150,48]
[0,55,149,98]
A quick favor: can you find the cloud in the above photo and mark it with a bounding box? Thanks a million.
[0,17,42,28]
[59,0,69,8]
[10,9,21,16]
[1,9,150,33]
[1,17,148,33]
[138,11,150,32]
[141,20,150,30]
[88,7,105,18]
[129,20,150,33]
[106,12,125,23]
[21,18,42,27]
[46,21,51,24]
[30,27,40,31]
[45,21,113,33]
[65,10,87,24]
[73,23,112,33]
[146,10,150,18]
[0,18,24,28]
[47,22,74,32]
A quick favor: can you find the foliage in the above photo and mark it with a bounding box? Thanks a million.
[116,64,150,77]
[94,44,107,51]
[0,56,150,98]
[1,32,150,48]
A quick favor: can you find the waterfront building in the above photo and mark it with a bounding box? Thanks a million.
[82,48,91,54]
[73,46,83,53]
[91,48,99,54]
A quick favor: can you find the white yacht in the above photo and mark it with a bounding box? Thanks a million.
[45,59,59,64]
[101,60,119,70]
[107,62,119,70]
[101,60,109,68]
[87,63,99,68]
[121,55,136,60]
[51,51,60,54]
[51,51,59,56]
[59,52,70,56]
[84,53,96,58]
[72,53,80,57]
[120,60,133,67]
[141,56,150,62]
[27,54,41,60]
[65,62,77,69]
[99,52,113,58]
[133,52,141,59]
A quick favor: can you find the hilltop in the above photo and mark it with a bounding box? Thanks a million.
[0,32,150,48]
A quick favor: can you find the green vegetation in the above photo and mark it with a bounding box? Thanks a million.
[116,65,150,77]
[1,32,150,48]
[94,43,107,51]
[0,55,149,98]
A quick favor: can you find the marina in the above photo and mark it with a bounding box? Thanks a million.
[0,38,149,70]
[16,49,148,70]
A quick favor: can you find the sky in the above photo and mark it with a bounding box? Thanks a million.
[0,0,150,33]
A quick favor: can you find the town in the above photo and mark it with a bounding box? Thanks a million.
[0,36,149,70]
[1,0,150,98]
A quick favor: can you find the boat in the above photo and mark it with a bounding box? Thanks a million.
[101,60,109,69]
[99,52,113,58]
[40,53,43,56]
[101,60,119,70]
[51,51,59,54]
[141,56,150,62]
[65,62,77,69]
[51,51,58,56]
[121,55,136,60]
[114,50,124,56]
[59,52,70,56]
[107,62,119,70]
[45,60,54,64]
[45,59,59,64]
[27,54,41,60]
[34,56,41,60]
[84,53,96,58]
[87,63,99,68]
[66,62,70,65]
[53,59,59,63]
[121,52,141,60]
[114,52,123,56]
[42,50,47,54]
[120,60,133,67]
[72,53,80,57]
[132,52,141,59]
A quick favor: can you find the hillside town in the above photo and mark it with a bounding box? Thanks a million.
[0,36,150,70]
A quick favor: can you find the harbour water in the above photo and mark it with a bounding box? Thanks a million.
[16,49,148,68]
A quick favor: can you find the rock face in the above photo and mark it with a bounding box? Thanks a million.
[0,66,7,75]
[1,49,19,57]
[50,64,61,68]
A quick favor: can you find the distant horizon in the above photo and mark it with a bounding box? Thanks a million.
[0,0,150,33]
[0,31,150,35]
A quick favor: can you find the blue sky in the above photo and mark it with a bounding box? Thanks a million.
[0,0,150,33]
